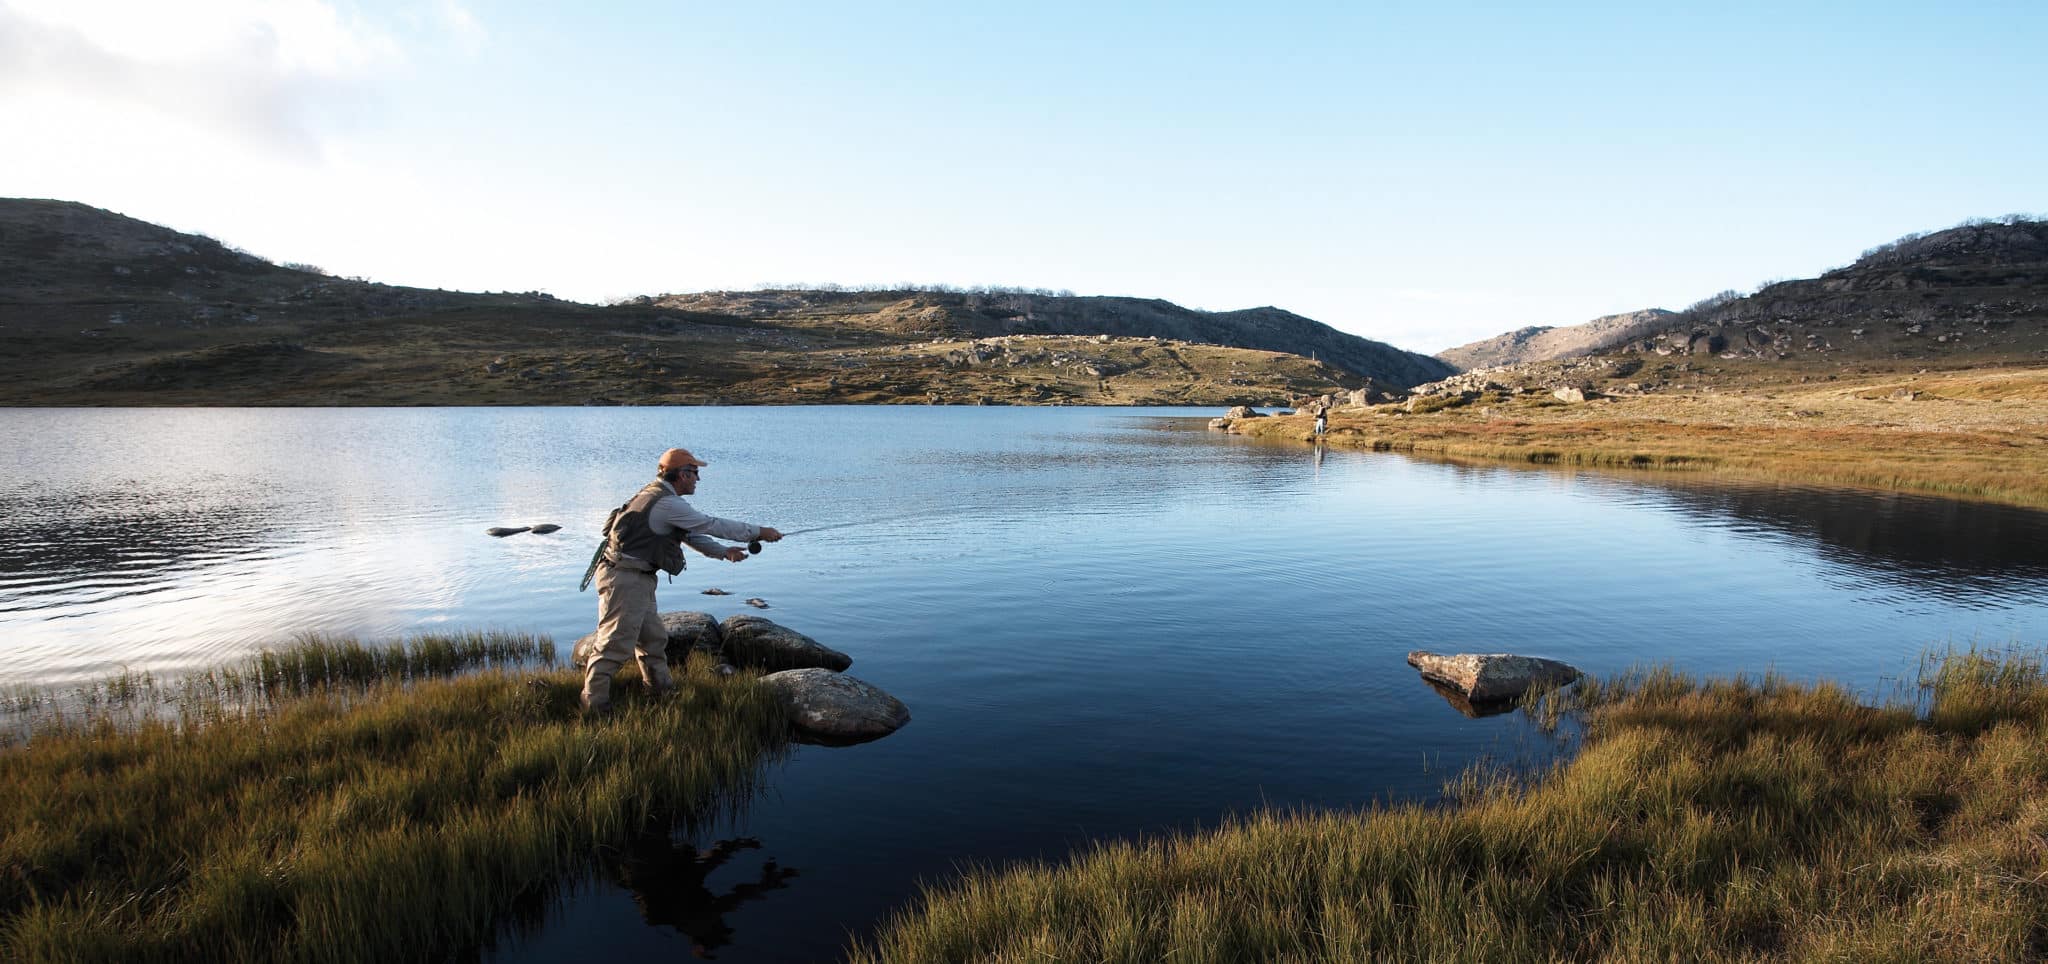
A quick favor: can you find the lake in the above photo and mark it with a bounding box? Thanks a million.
[6,406,2048,961]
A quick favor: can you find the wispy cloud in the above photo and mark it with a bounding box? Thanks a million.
[0,0,430,158]
[436,0,486,56]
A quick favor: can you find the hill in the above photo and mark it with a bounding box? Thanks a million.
[1626,217,2048,363]
[1419,217,2048,399]
[651,290,1453,387]
[1435,309,1675,370]
[0,199,1441,405]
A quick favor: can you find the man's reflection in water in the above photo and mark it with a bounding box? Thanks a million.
[609,831,799,959]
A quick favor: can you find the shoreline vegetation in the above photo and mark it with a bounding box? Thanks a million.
[1229,365,2048,511]
[11,641,2048,961]
[853,648,2048,962]
[0,633,791,963]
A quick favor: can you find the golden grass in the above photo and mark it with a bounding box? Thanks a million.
[1235,367,2048,509]
[0,634,790,963]
[852,649,2048,962]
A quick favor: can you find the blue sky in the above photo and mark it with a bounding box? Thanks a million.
[3,1,2042,352]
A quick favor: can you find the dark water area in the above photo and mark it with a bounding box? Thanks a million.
[6,407,2048,961]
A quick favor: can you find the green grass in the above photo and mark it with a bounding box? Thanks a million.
[0,632,791,963]
[851,648,2048,962]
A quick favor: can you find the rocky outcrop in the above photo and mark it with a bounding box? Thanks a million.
[528,523,561,534]
[485,526,529,537]
[1405,651,1581,703]
[719,615,852,672]
[759,668,910,742]
[570,610,724,668]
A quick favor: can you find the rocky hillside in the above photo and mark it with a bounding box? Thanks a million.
[651,289,1452,387]
[0,199,1379,406]
[1436,309,1676,370]
[1620,218,2048,362]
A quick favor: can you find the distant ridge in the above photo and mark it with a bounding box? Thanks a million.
[1436,309,1676,370]
[652,290,1455,388]
[0,197,1427,404]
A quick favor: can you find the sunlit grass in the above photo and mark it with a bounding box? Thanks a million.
[853,646,2048,962]
[1240,404,2048,509]
[0,633,790,963]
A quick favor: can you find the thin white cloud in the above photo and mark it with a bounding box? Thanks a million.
[0,0,400,157]
[436,0,486,56]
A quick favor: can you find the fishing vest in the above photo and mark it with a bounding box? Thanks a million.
[606,481,687,576]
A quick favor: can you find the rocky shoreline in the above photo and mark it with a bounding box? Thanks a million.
[1205,364,2048,511]
[572,613,909,743]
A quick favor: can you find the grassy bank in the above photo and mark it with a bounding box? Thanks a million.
[1233,366,2048,509]
[853,650,2048,962]
[0,633,790,963]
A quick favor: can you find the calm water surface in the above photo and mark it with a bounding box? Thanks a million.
[6,406,2048,961]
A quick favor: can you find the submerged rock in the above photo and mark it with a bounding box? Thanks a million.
[570,610,724,668]
[745,597,770,609]
[760,668,909,742]
[528,523,562,534]
[720,615,851,672]
[485,526,530,537]
[1423,678,1519,718]
[1406,651,1581,703]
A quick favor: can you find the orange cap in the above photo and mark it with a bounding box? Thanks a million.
[657,447,709,473]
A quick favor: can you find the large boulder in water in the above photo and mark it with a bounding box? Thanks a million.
[760,668,909,742]
[1406,651,1581,703]
[571,610,724,668]
[719,615,852,672]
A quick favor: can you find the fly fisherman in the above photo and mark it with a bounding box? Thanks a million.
[584,447,783,716]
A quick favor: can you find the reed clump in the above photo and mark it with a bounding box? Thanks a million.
[852,647,2048,962]
[0,633,790,963]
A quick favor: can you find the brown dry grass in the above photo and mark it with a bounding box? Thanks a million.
[853,649,2048,963]
[1234,366,2048,509]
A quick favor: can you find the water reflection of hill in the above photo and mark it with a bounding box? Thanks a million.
[1618,477,2048,593]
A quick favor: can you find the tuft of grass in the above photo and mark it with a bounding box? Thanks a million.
[852,648,2048,962]
[1404,393,1469,415]
[0,633,789,963]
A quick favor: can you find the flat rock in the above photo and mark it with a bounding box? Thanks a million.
[719,615,851,672]
[528,523,562,534]
[1405,651,1581,703]
[760,668,909,742]
[486,526,530,537]
[571,610,724,668]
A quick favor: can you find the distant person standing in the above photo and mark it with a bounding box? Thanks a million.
[584,447,782,716]
[1313,407,1328,437]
